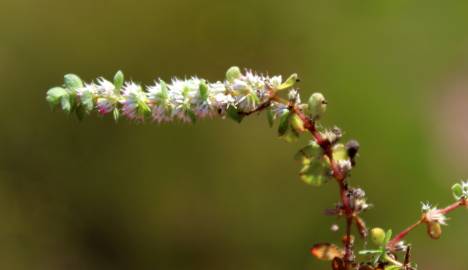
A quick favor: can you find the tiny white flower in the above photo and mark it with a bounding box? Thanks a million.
[270,102,289,119]
[92,78,120,115]
[76,83,97,97]
[393,241,408,252]
[337,159,352,172]
[288,89,301,104]
[269,75,282,88]
[121,82,149,120]
[167,78,198,123]
[421,202,432,212]
[421,202,447,225]
[96,98,115,115]
[96,78,117,96]
[462,180,468,193]
[148,81,173,122]
[244,70,265,89]
[236,92,259,112]
[209,81,234,114]
[232,79,249,91]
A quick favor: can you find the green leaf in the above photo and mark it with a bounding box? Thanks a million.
[295,141,321,160]
[332,144,348,161]
[80,90,94,113]
[281,127,300,142]
[46,87,68,109]
[384,230,393,245]
[299,157,330,186]
[60,94,72,113]
[64,74,83,90]
[113,108,120,122]
[276,73,298,90]
[278,110,291,136]
[137,100,151,118]
[248,92,260,105]
[187,109,197,124]
[266,107,274,127]
[199,79,209,100]
[113,70,124,92]
[452,183,463,200]
[159,80,169,100]
[226,66,242,83]
[226,106,244,123]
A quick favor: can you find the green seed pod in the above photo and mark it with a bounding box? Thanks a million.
[427,222,442,240]
[370,227,386,246]
[226,66,242,83]
[308,92,327,119]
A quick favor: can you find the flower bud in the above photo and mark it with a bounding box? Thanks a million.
[370,227,386,246]
[426,222,442,240]
[308,92,327,119]
[226,66,242,83]
[345,140,360,159]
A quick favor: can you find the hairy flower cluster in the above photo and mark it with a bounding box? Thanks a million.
[46,67,296,123]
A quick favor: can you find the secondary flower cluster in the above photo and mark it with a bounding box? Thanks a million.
[46,67,299,123]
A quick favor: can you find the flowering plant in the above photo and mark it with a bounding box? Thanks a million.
[46,67,467,270]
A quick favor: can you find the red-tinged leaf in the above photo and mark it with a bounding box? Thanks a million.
[310,243,344,261]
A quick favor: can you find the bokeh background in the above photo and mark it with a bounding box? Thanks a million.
[0,1,467,269]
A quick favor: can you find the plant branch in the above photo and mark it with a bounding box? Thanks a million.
[291,105,354,264]
[387,198,467,250]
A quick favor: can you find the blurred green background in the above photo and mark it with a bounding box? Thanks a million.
[0,1,467,269]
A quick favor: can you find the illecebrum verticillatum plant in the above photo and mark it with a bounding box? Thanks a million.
[46,67,468,270]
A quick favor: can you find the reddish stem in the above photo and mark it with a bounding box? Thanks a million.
[387,219,423,249]
[292,106,354,263]
[439,199,466,215]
